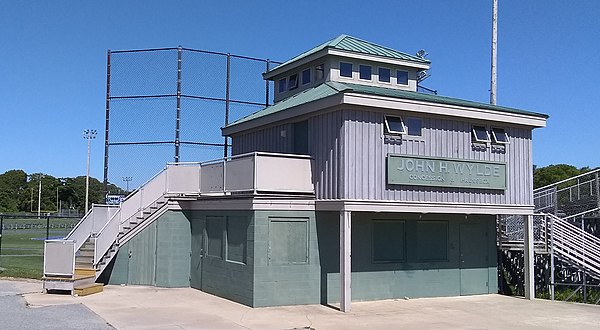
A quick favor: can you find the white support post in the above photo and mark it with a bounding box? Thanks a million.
[340,210,352,312]
[524,214,535,299]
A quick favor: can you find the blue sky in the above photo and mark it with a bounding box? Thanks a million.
[1,1,599,187]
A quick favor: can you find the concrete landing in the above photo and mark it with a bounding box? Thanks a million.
[20,283,600,330]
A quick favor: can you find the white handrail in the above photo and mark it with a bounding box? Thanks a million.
[547,213,600,277]
[534,168,600,192]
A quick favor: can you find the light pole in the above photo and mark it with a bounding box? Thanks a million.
[83,129,97,213]
[122,176,132,193]
[37,174,43,219]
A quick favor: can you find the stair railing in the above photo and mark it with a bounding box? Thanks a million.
[93,163,202,266]
[64,204,117,253]
[548,213,600,277]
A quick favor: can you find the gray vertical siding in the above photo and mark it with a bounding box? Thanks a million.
[231,111,345,199]
[230,107,533,205]
[342,108,533,205]
[231,123,293,155]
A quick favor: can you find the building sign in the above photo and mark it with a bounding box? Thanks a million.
[387,155,506,190]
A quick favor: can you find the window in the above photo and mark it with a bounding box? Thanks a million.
[472,125,491,143]
[359,65,372,80]
[226,216,248,264]
[316,64,324,80]
[491,127,510,144]
[373,221,406,262]
[416,221,448,261]
[378,67,391,83]
[397,70,409,85]
[278,78,287,93]
[301,68,311,85]
[206,216,224,258]
[288,74,298,90]
[293,120,309,155]
[384,115,406,135]
[269,218,309,265]
[340,62,353,77]
[406,118,422,136]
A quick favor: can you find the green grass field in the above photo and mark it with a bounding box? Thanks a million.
[0,217,79,279]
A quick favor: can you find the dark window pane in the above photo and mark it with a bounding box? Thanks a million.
[316,64,324,80]
[288,74,298,90]
[340,62,352,77]
[379,68,391,82]
[397,70,409,85]
[385,116,405,134]
[278,79,286,93]
[373,221,405,262]
[492,127,509,143]
[226,216,248,264]
[473,125,490,142]
[302,69,311,85]
[206,216,224,258]
[407,118,422,136]
[293,120,309,155]
[359,65,372,80]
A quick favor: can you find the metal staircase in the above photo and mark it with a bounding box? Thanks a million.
[546,213,600,279]
[498,169,600,302]
[43,152,315,293]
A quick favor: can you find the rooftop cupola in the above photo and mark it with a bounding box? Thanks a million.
[264,35,431,103]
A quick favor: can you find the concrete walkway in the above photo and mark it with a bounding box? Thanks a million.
[8,280,600,329]
[0,278,113,329]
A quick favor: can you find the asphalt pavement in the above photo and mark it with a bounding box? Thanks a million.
[0,279,113,330]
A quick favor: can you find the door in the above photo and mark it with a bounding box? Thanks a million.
[459,223,489,295]
[190,219,204,290]
[127,222,157,285]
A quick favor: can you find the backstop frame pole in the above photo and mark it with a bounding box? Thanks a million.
[175,46,182,163]
[223,53,230,158]
[103,50,111,194]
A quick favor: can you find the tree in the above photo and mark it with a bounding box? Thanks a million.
[533,164,585,188]
[0,169,27,212]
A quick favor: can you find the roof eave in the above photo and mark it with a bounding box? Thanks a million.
[327,49,431,69]
[343,92,548,128]
[263,48,329,80]
[222,93,345,136]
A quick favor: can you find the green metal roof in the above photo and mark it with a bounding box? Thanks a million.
[342,83,549,119]
[226,82,548,129]
[270,35,430,73]
[227,82,347,126]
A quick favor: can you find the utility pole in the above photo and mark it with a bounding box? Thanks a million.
[122,176,132,193]
[83,129,97,213]
[490,0,498,105]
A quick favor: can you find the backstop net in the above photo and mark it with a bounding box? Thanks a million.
[105,47,280,192]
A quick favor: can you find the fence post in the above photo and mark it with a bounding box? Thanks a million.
[223,53,231,158]
[265,59,270,107]
[175,46,182,162]
[595,172,600,208]
[0,215,3,255]
[103,49,111,194]
[46,215,50,240]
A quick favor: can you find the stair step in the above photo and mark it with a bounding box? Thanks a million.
[75,268,96,276]
[74,283,103,296]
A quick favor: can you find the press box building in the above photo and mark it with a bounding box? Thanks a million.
[43,35,548,311]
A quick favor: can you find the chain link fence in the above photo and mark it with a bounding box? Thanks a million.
[105,47,279,192]
[0,214,80,278]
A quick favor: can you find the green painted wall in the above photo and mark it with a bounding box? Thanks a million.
[155,211,191,287]
[317,213,498,303]
[107,210,191,287]
[252,210,321,307]
[188,210,254,307]
[107,206,497,308]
